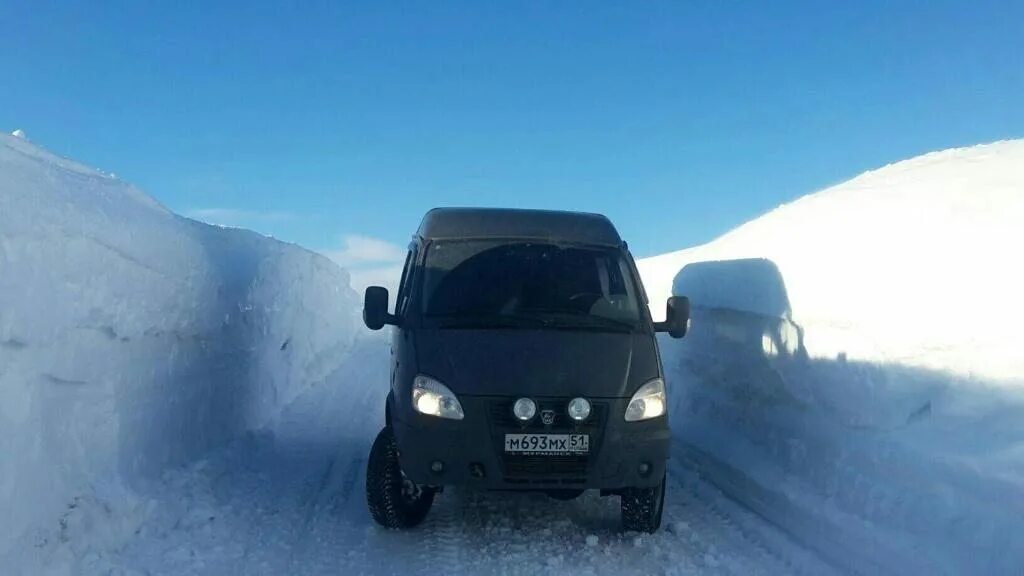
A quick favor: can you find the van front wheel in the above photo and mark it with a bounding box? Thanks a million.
[366,426,435,529]
[621,474,666,533]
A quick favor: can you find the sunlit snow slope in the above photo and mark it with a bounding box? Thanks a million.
[0,133,358,568]
[639,140,1024,574]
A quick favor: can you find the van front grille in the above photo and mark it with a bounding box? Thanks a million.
[487,398,608,479]
[488,400,606,432]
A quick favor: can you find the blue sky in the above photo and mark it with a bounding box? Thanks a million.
[3,1,1023,273]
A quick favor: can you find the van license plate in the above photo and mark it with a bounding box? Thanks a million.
[504,434,589,455]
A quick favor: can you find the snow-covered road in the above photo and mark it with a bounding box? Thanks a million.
[100,337,837,576]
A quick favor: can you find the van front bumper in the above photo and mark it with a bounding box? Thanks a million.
[391,396,669,491]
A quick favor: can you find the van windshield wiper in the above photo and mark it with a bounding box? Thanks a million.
[428,312,637,332]
[428,314,550,329]
[531,312,638,333]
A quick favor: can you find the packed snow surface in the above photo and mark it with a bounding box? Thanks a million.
[638,140,1024,574]
[103,337,836,575]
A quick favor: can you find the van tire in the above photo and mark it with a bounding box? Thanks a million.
[621,474,665,533]
[366,426,435,529]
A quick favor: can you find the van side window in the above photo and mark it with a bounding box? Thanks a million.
[395,246,418,317]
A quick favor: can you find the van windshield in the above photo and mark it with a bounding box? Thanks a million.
[420,240,643,331]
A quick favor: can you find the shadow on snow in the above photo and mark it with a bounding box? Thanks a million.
[662,257,1024,575]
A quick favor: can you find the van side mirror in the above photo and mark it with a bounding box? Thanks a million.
[655,296,689,338]
[363,286,396,330]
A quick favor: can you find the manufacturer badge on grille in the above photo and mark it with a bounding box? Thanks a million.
[540,409,555,425]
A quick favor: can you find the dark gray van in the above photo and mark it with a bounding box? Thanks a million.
[362,208,688,533]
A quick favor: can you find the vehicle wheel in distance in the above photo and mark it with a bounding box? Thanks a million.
[366,426,435,529]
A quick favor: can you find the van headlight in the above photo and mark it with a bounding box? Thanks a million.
[413,375,465,420]
[624,378,666,422]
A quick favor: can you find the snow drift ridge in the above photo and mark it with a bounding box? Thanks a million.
[639,140,1024,573]
[0,133,359,565]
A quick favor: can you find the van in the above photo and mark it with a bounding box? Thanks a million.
[362,208,688,533]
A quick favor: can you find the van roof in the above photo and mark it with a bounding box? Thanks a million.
[416,208,623,247]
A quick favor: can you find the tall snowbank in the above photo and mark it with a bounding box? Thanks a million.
[0,133,358,563]
[639,141,1024,574]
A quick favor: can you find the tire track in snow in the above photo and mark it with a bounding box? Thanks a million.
[284,449,342,565]
[335,455,366,511]
[281,338,391,574]
[667,451,841,575]
[670,459,789,572]
[414,490,464,576]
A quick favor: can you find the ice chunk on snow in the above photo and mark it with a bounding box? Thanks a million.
[11,128,27,139]
[669,520,690,535]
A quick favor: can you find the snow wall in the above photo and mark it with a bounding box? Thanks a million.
[0,133,359,561]
[639,141,1024,575]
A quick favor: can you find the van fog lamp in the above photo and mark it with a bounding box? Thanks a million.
[513,398,537,421]
[567,397,591,421]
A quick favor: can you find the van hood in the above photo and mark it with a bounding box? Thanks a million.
[413,329,661,398]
